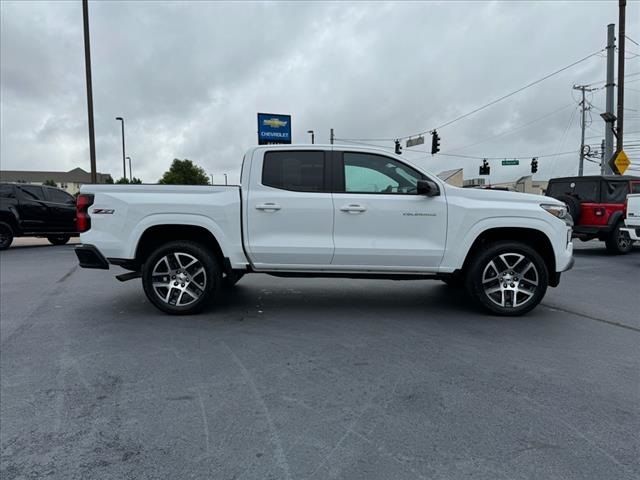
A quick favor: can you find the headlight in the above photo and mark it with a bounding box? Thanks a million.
[540,203,568,220]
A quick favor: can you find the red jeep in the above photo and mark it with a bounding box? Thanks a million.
[546,175,640,254]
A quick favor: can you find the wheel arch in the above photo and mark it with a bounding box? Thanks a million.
[134,224,227,273]
[460,227,556,284]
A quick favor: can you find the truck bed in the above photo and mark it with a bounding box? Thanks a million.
[79,184,246,266]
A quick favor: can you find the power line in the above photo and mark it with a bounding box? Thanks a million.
[626,35,639,47]
[444,103,574,153]
[340,49,605,142]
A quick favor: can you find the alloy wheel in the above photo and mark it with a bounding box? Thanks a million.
[481,253,539,309]
[151,252,207,307]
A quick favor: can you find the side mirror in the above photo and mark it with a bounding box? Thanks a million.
[417,179,440,197]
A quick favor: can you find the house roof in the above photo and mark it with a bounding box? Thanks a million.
[436,168,463,182]
[0,167,112,183]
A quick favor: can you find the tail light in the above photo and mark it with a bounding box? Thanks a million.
[76,194,94,232]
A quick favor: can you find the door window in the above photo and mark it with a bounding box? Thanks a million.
[0,185,15,198]
[630,183,640,194]
[46,187,75,204]
[262,151,326,192]
[17,185,45,201]
[603,181,629,203]
[547,180,599,202]
[342,152,424,194]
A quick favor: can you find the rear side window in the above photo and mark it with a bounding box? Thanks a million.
[547,180,599,202]
[47,187,75,204]
[17,185,46,201]
[630,183,640,194]
[603,181,629,203]
[0,185,15,198]
[262,151,326,192]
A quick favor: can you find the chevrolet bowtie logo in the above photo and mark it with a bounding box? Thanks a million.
[263,118,288,128]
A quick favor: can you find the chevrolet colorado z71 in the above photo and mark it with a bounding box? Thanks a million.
[75,145,574,316]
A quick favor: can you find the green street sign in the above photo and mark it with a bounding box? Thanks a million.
[502,159,519,166]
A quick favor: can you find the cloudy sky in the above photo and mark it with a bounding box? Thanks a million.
[1,0,639,184]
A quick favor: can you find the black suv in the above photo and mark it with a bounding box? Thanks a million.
[0,183,78,250]
[546,175,640,254]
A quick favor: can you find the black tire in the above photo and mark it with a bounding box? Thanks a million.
[605,222,633,254]
[0,222,14,250]
[222,271,245,289]
[47,235,71,246]
[556,194,581,223]
[465,241,549,316]
[141,240,221,315]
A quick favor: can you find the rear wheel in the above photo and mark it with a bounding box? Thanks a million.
[47,235,70,246]
[605,222,632,254]
[465,241,548,316]
[0,223,14,250]
[142,241,221,315]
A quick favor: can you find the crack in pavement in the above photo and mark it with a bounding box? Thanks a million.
[542,304,640,333]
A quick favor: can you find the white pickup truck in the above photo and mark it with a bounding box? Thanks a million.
[75,145,574,316]
[621,193,640,242]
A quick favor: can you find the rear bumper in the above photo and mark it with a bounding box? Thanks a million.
[75,244,109,269]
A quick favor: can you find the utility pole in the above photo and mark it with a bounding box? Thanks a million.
[573,85,595,176]
[330,128,334,145]
[603,23,616,174]
[616,0,626,154]
[82,0,97,184]
[224,174,228,185]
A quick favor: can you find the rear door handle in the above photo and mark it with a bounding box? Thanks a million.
[255,202,281,211]
[340,204,367,213]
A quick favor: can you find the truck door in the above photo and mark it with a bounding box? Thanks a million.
[246,150,334,267]
[331,151,447,269]
[15,185,49,232]
[44,187,77,232]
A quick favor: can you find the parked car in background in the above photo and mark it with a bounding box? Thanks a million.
[0,183,78,249]
[546,175,640,254]
[621,193,640,242]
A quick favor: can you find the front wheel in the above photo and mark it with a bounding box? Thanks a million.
[605,223,632,254]
[47,235,70,246]
[142,241,221,315]
[465,241,549,316]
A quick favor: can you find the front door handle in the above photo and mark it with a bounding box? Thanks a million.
[255,202,281,211]
[340,204,367,213]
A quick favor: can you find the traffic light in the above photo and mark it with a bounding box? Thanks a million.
[395,139,402,155]
[531,157,538,174]
[479,159,490,175]
[431,130,441,155]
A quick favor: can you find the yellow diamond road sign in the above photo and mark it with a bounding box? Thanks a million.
[613,150,630,175]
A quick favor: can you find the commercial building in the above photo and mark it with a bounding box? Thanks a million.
[0,167,113,195]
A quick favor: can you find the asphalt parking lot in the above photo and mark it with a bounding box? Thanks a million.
[1,242,639,480]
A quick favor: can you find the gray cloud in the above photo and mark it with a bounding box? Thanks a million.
[1,0,639,184]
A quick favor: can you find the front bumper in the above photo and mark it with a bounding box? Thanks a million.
[75,244,109,270]
[621,227,640,241]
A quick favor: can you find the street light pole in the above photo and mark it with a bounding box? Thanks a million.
[82,0,97,184]
[126,156,132,181]
[115,117,126,179]
[307,130,315,144]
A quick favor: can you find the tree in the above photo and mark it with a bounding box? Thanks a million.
[158,159,209,185]
[43,179,57,187]
[115,177,143,184]
[104,176,114,184]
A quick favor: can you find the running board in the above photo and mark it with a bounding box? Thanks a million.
[115,271,142,282]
